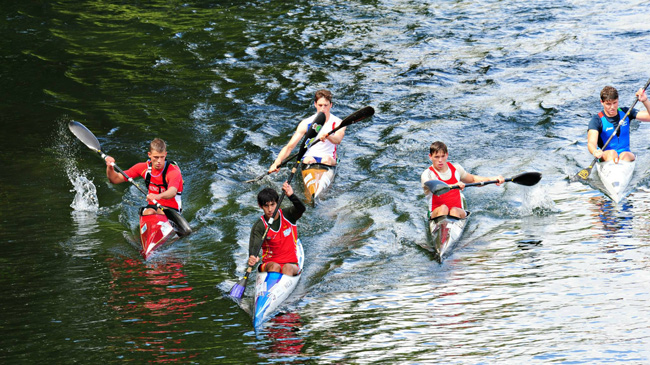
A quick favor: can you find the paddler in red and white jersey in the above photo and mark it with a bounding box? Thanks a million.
[105,138,183,216]
[268,89,345,172]
[248,182,306,276]
[420,141,504,219]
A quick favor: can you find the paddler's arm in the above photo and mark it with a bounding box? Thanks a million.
[461,173,505,187]
[248,219,266,266]
[147,187,178,203]
[269,121,309,173]
[320,125,346,144]
[105,156,126,184]
[587,129,602,159]
[283,181,306,221]
[634,88,650,122]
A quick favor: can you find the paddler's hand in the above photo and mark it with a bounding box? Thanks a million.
[593,148,603,159]
[495,175,505,186]
[105,155,116,168]
[636,88,648,103]
[248,255,259,266]
[268,161,280,174]
[282,181,294,196]
[147,193,161,202]
[455,181,466,190]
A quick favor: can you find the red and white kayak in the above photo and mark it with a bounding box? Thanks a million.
[139,213,177,259]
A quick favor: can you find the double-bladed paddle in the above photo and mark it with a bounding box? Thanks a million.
[229,112,327,302]
[425,171,542,196]
[68,121,192,236]
[570,78,650,183]
[245,106,375,183]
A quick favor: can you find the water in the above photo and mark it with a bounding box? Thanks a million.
[2,0,650,363]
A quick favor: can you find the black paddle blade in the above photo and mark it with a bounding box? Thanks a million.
[340,106,375,127]
[424,179,450,196]
[68,121,102,152]
[164,208,192,237]
[570,166,593,183]
[297,112,326,159]
[511,172,542,186]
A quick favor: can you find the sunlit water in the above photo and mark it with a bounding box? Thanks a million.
[3,0,650,363]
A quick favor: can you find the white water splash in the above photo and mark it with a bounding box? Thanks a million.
[68,171,99,212]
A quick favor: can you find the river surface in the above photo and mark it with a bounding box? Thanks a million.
[3,0,650,363]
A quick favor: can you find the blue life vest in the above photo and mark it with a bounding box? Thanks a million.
[599,109,630,153]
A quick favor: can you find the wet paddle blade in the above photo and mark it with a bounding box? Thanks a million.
[511,172,542,186]
[339,106,375,127]
[228,279,247,301]
[424,179,450,196]
[570,165,593,183]
[68,121,102,152]
[164,208,192,237]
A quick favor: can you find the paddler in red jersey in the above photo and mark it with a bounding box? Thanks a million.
[420,141,504,219]
[104,138,183,215]
[248,182,306,276]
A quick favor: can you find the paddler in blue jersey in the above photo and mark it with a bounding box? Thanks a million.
[268,89,345,173]
[421,141,504,219]
[588,86,650,163]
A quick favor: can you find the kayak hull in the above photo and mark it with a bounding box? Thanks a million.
[253,239,304,328]
[301,163,338,205]
[595,160,635,203]
[425,212,470,262]
[139,213,177,259]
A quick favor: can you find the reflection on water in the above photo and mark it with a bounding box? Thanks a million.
[106,257,203,362]
[589,196,634,235]
[261,312,306,359]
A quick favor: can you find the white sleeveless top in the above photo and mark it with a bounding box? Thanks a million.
[302,113,343,161]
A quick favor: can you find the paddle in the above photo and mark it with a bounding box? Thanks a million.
[245,106,375,183]
[228,112,327,302]
[425,171,542,196]
[570,78,650,183]
[68,121,192,236]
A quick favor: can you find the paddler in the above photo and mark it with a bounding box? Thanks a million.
[587,86,650,163]
[248,182,306,276]
[421,141,504,219]
[105,138,183,216]
[268,89,345,173]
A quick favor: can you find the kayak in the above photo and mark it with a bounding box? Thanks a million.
[139,213,177,259]
[301,162,338,205]
[595,160,635,203]
[253,239,304,328]
[425,212,470,262]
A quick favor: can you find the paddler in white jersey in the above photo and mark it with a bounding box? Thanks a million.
[421,141,505,219]
[268,89,345,173]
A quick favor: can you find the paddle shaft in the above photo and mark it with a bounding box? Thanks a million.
[278,121,349,167]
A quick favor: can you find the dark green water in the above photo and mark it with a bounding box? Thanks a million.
[3,0,650,363]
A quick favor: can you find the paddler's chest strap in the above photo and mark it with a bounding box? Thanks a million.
[145,160,180,194]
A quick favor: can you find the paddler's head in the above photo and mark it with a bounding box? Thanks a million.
[148,138,168,170]
[258,187,279,220]
[428,141,449,172]
[600,86,619,118]
[314,89,333,119]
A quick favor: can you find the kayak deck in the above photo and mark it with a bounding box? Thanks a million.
[595,160,635,203]
[253,239,304,328]
[301,162,338,206]
[424,211,470,262]
[139,213,177,259]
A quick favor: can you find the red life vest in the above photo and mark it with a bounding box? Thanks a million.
[429,163,462,211]
[260,209,299,265]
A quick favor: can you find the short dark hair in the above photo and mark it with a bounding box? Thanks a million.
[429,141,448,155]
[600,86,618,102]
[150,138,167,153]
[314,89,333,103]
[257,187,279,207]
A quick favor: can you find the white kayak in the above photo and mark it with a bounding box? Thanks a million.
[595,160,635,203]
[253,239,304,328]
[426,212,470,262]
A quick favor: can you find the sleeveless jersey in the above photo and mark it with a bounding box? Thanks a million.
[599,109,631,153]
[260,209,299,265]
[429,163,462,212]
[302,113,343,161]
